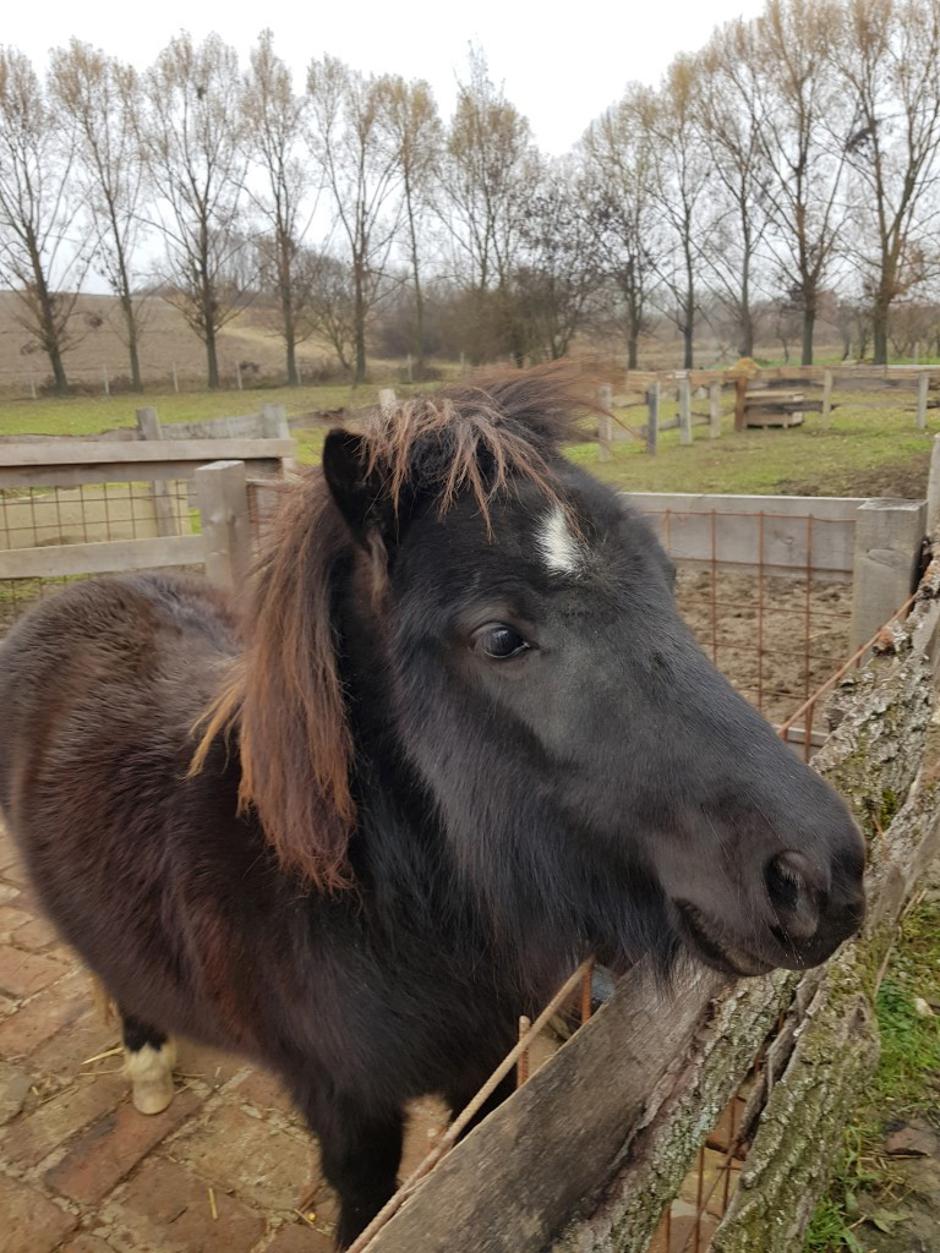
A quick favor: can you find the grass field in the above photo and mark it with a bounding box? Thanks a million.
[1,381,933,500]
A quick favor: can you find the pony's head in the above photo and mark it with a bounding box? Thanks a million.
[214,369,865,982]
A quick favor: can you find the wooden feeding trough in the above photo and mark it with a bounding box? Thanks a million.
[742,387,805,428]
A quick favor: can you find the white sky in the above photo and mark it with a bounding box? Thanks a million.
[10,0,768,154]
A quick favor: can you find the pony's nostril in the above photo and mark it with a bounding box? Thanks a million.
[765,851,821,941]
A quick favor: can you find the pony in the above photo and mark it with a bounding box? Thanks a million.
[0,372,865,1247]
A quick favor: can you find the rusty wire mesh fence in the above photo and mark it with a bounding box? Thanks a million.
[0,479,199,636]
[637,507,857,733]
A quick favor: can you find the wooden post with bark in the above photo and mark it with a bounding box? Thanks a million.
[678,376,693,445]
[708,382,721,439]
[646,381,660,456]
[195,459,253,593]
[917,372,929,430]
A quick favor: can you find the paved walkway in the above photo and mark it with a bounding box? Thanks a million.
[0,823,445,1252]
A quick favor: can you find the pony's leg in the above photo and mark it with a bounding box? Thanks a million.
[120,1010,177,1115]
[295,1083,404,1249]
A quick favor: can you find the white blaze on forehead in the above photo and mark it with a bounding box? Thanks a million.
[536,505,583,575]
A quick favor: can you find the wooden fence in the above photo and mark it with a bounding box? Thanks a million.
[600,365,940,455]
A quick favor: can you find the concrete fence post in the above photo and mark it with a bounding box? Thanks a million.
[708,382,721,439]
[678,377,692,445]
[136,406,178,537]
[646,381,660,456]
[850,498,927,650]
[196,460,253,593]
[927,434,940,537]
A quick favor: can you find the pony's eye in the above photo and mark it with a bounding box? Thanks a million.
[473,624,531,660]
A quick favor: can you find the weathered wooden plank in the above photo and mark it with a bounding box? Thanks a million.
[365,963,726,1253]
[0,438,294,467]
[0,459,284,492]
[622,492,865,520]
[0,533,204,579]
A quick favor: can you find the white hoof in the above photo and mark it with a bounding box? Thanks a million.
[125,1039,177,1116]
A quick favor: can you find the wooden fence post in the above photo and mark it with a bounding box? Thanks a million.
[850,498,927,650]
[734,376,748,431]
[171,363,179,394]
[678,377,692,445]
[708,382,721,439]
[136,407,178,537]
[822,369,833,424]
[378,387,397,415]
[597,383,613,461]
[646,381,659,456]
[917,372,929,430]
[195,460,253,593]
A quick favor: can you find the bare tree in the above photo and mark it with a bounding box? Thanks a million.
[645,59,710,369]
[515,158,599,360]
[50,40,148,391]
[243,30,317,386]
[698,27,773,358]
[582,88,663,368]
[381,76,441,372]
[749,0,851,364]
[833,0,940,363]
[443,49,537,363]
[0,47,88,394]
[307,55,401,384]
[292,247,358,372]
[140,33,251,390]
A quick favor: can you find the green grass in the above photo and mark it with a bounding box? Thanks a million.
[0,382,387,438]
[804,900,940,1250]
[564,393,937,498]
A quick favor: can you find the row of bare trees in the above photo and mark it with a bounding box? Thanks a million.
[2,0,940,393]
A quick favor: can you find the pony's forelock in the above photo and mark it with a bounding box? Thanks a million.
[192,366,596,889]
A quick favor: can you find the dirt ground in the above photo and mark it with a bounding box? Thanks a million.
[676,568,853,727]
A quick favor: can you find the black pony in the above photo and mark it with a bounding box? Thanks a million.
[0,373,865,1247]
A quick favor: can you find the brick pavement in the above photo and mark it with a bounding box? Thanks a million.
[0,822,447,1253]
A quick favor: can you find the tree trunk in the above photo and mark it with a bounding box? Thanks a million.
[286,335,298,387]
[45,334,69,396]
[627,333,639,370]
[28,239,68,395]
[120,292,142,392]
[683,320,693,370]
[739,313,754,360]
[206,326,220,390]
[801,304,816,367]
[872,299,890,367]
[353,257,367,386]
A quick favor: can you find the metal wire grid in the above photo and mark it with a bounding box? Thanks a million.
[0,479,197,635]
[643,509,855,733]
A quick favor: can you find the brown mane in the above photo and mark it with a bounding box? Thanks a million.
[193,367,595,890]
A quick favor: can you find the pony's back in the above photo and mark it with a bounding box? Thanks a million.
[0,572,239,833]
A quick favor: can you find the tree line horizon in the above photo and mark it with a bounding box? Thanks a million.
[1,0,939,395]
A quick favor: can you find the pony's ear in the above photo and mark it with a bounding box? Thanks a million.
[322,429,392,546]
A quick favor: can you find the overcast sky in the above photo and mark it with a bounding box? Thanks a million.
[10,0,767,154]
